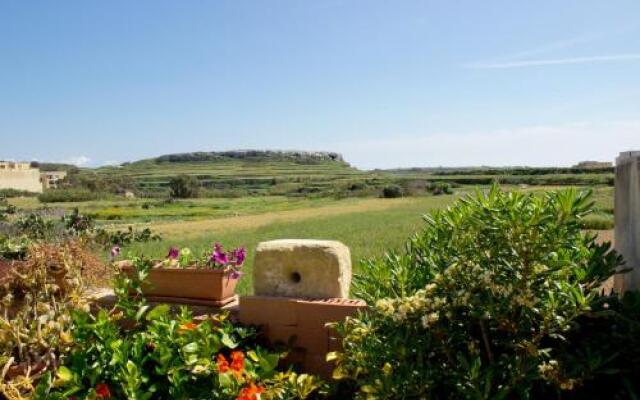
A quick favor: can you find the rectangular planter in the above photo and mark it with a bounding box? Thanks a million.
[122,266,238,306]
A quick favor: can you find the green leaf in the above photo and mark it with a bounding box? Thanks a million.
[56,366,73,383]
[221,333,237,349]
[135,305,150,321]
[146,304,170,321]
[182,342,199,353]
[218,372,233,388]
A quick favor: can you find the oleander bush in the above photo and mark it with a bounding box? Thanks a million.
[335,187,627,399]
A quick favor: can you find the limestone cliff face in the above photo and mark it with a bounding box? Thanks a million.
[151,150,347,165]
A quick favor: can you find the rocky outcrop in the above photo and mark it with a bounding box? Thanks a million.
[152,150,346,164]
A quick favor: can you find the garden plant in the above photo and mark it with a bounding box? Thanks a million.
[332,187,636,399]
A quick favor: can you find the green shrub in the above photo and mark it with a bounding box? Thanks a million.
[0,188,39,198]
[0,197,17,221]
[335,187,623,399]
[14,213,57,240]
[580,214,614,230]
[38,189,100,203]
[382,185,403,198]
[169,174,200,198]
[540,292,640,399]
[428,181,453,195]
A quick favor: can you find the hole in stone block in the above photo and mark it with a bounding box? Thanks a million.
[289,271,302,284]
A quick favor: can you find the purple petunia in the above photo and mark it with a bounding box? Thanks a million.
[232,247,246,266]
[229,270,243,279]
[211,243,229,265]
[167,247,180,259]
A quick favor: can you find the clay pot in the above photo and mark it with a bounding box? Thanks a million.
[121,265,239,305]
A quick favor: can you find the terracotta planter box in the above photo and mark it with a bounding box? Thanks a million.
[239,296,367,379]
[121,265,239,306]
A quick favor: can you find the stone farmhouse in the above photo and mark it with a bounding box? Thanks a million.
[0,161,67,193]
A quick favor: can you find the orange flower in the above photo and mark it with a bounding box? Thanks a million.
[216,353,230,373]
[179,322,198,332]
[236,383,265,400]
[95,383,111,398]
[230,351,245,376]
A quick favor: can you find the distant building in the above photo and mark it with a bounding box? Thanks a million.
[41,171,67,190]
[573,161,613,169]
[0,161,43,193]
[0,161,67,193]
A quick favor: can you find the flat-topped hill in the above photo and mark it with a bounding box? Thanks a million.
[91,150,368,196]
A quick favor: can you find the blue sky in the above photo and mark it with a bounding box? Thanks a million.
[1,1,639,169]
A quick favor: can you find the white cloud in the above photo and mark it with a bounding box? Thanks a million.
[62,156,91,166]
[339,120,640,169]
[101,160,120,166]
[466,53,640,69]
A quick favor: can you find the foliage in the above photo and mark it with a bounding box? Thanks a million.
[0,235,32,261]
[38,189,100,203]
[33,257,323,400]
[14,214,57,240]
[337,187,623,399]
[62,208,96,235]
[0,243,91,398]
[381,185,403,199]
[0,198,17,221]
[0,189,39,199]
[94,226,162,248]
[4,206,161,252]
[61,169,136,195]
[579,214,614,230]
[428,181,452,195]
[169,174,201,199]
[540,292,640,399]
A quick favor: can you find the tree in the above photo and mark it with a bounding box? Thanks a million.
[169,175,200,198]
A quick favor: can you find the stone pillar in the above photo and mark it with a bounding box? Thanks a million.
[614,151,640,293]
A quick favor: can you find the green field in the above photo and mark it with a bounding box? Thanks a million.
[111,185,612,294]
[124,195,457,294]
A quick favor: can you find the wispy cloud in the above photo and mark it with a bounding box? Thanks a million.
[61,156,91,166]
[466,53,640,69]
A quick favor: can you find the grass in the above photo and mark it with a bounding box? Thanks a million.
[9,184,614,295]
[124,195,456,294]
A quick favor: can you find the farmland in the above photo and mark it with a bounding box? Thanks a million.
[3,151,616,295]
[7,183,614,294]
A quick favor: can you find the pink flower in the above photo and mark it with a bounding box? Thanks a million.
[110,246,120,259]
[167,247,180,259]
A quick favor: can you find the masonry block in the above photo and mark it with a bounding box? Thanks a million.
[239,295,298,326]
[254,239,352,298]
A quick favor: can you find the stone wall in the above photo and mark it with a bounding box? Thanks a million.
[0,168,43,193]
[614,151,640,292]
